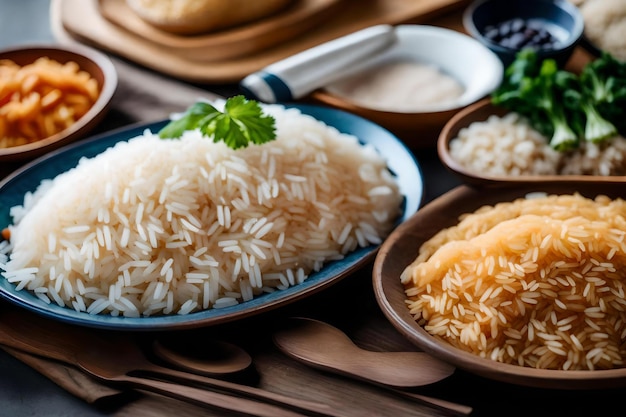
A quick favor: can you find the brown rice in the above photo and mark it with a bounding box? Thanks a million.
[449,113,626,176]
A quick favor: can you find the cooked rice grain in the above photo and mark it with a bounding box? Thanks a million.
[449,113,626,176]
[0,104,402,317]
[401,193,626,370]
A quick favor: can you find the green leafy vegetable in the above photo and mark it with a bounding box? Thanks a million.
[564,84,617,144]
[492,50,578,150]
[581,52,626,136]
[491,49,626,151]
[158,95,276,149]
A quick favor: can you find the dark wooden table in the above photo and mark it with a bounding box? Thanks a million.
[0,1,621,416]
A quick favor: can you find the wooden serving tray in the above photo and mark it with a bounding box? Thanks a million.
[52,0,470,84]
[97,0,343,63]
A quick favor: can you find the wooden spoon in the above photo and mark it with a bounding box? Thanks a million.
[273,317,473,416]
[273,317,455,388]
[152,338,252,376]
[76,348,304,417]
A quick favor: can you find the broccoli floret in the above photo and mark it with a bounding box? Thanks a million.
[491,49,626,151]
[492,50,579,151]
[580,52,626,138]
[581,101,617,143]
[562,70,617,143]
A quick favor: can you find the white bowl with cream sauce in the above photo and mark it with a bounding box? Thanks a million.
[322,25,504,113]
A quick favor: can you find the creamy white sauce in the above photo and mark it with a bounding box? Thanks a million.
[326,61,465,112]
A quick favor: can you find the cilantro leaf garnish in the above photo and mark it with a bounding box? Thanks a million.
[158,96,276,149]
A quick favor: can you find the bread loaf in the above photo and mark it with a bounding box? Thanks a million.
[126,0,295,35]
[579,0,626,61]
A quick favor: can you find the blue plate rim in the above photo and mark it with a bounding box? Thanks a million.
[0,103,423,330]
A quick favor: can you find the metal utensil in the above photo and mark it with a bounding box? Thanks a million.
[240,24,397,103]
[273,317,473,416]
[0,310,335,417]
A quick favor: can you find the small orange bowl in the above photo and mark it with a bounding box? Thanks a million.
[0,44,117,163]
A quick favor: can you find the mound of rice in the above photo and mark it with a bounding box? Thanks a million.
[0,104,402,317]
[401,193,626,370]
[449,113,626,176]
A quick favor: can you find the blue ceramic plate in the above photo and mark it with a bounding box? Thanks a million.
[0,103,423,330]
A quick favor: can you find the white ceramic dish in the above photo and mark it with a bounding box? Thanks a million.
[311,25,504,147]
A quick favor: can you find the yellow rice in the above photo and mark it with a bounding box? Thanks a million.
[401,193,626,370]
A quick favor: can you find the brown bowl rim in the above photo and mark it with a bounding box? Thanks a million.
[437,98,626,186]
[0,43,118,161]
[373,182,626,389]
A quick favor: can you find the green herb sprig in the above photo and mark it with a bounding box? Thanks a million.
[158,95,276,149]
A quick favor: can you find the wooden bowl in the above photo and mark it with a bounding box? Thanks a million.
[438,98,626,186]
[310,25,503,149]
[0,44,117,162]
[373,182,626,390]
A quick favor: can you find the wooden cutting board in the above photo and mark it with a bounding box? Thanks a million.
[97,0,344,63]
[52,0,470,84]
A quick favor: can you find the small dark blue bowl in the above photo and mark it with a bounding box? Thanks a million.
[463,0,584,68]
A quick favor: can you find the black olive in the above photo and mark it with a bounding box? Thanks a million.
[484,27,501,42]
[498,21,512,37]
[482,17,559,51]
[508,32,527,49]
[537,29,551,41]
[524,28,539,38]
[499,37,511,48]
[510,18,526,33]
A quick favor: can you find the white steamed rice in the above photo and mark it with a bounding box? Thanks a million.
[0,103,402,317]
